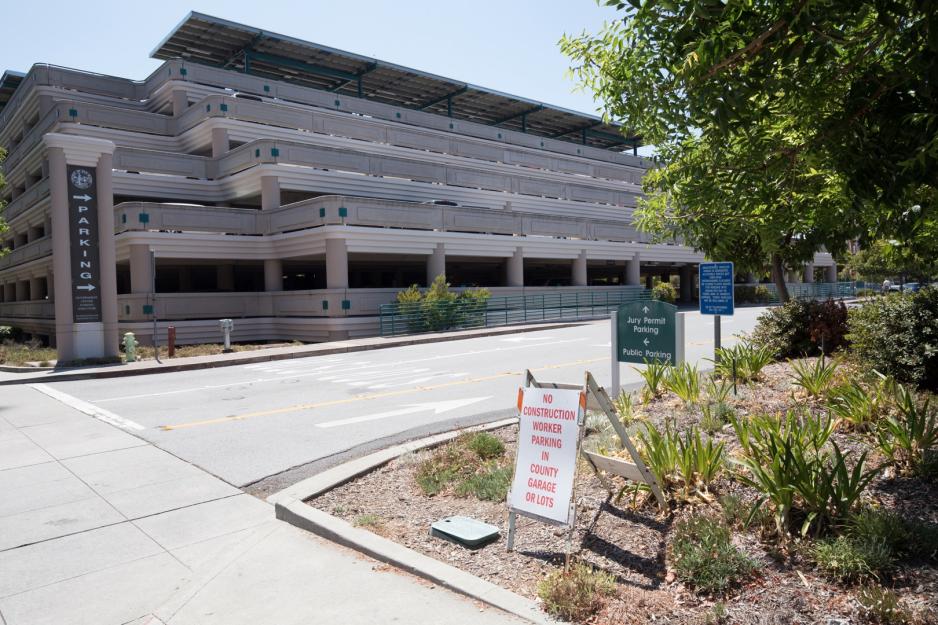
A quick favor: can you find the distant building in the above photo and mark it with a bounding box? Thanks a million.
[0,12,835,359]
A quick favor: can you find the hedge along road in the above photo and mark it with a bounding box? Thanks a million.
[41,307,768,488]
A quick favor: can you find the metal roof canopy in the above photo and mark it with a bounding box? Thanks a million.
[151,12,640,151]
[0,71,25,117]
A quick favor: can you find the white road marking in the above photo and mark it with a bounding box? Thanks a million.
[29,383,146,431]
[316,396,492,428]
[366,372,467,390]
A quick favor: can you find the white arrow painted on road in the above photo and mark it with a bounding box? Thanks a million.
[72,194,93,202]
[316,396,491,429]
[76,284,96,291]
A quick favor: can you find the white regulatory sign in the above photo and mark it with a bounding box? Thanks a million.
[508,386,584,525]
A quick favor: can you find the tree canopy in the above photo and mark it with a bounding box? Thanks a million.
[561,1,938,300]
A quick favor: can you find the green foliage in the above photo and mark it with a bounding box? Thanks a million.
[633,359,669,402]
[752,299,850,359]
[612,391,637,426]
[731,410,880,536]
[846,509,912,557]
[537,562,616,622]
[415,446,461,496]
[874,380,938,475]
[454,465,511,501]
[846,239,938,284]
[664,362,702,406]
[827,377,891,432]
[637,422,724,499]
[652,282,677,303]
[713,342,774,383]
[394,276,491,333]
[700,401,734,435]
[847,288,938,391]
[790,357,840,399]
[813,535,894,581]
[735,285,773,305]
[670,515,754,595]
[856,586,914,625]
[704,374,732,404]
[354,514,383,529]
[466,432,505,461]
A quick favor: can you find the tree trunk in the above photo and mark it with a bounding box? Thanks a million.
[771,253,791,303]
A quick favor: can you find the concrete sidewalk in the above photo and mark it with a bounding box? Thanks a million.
[0,320,585,386]
[0,385,524,625]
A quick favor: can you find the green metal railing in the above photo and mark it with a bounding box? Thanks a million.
[379,287,651,336]
[734,281,856,304]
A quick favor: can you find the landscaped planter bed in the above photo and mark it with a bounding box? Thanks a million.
[311,359,938,624]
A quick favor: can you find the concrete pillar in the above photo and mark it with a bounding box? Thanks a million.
[29,277,44,301]
[40,158,50,180]
[129,244,153,294]
[264,259,283,292]
[803,263,815,283]
[572,252,588,287]
[427,243,445,286]
[626,254,641,286]
[14,232,27,248]
[97,151,119,357]
[211,127,229,158]
[171,90,189,116]
[15,280,27,302]
[261,175,280,211]
[46,143,73,360]
[217,264,235,291]
[825,264,838,283]
[680,265,693,303]
[505,248,524,287]
[326,239,349,289]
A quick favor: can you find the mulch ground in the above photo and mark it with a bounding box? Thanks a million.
[311,360,938,624]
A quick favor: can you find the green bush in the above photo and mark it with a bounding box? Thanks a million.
[874,380,938,476]
[633,359,669,401]
[455,465,512,501]
[790,357,840,399]
[637,423,724,499]
[537,562,616,622]
[415,433,511,500]
[813,535,894,581]
[652,282,677,303]
[751,298,849,358]
[713,342,775,383]
[735,284,773,304]
[847,287,938,391]
[670,515,755,594]
[664,362,702,406]
[394,276,491,333]
[466,432,505,460]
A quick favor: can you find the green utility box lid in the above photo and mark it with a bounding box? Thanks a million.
[430,516,499,548]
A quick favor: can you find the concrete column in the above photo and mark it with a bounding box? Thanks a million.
[626,254,641,286]
[825,264,838,283]
[29,277,44,301]
[264,259,283,292]
[129,244,152,294]
[97,151,119,357]
[261,175,280,211]
[46,144,73,360]
[171,90,189,116]
[211,127,229,158]
[426,243,445,286]
[505,248,524,287]
[572,252,588,287]
[40,158,50,180]
[803,263,815,283]
[326,239,349,289]
[14,232,27,248]
[680,265,693,303]
[15,280,27,302]
[217,264,235,291]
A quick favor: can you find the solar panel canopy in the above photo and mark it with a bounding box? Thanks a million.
[151,12,640,151]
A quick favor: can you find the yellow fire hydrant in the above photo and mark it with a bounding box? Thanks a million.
[123,332,138,362]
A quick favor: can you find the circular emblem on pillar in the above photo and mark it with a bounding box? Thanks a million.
[70,169,93,190]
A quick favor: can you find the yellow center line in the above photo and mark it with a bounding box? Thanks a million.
[158,356,605,431]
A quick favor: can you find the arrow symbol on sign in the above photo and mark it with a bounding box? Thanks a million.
[316,396,491,428]
[72,194,92,202]
[76,284,96,291]
[642,306,650,313]
[643,338,650,346]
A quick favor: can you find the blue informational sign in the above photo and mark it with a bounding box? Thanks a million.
[699,262,735,316]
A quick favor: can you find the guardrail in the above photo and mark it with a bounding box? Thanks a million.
[734,281,856,304]
[378,287,651,336]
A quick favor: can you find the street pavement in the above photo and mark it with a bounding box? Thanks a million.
[0,383,524,625]
[41,309,767,488]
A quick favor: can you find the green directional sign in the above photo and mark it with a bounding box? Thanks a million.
[616,300,682,364]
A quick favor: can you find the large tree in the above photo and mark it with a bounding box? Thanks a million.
[561,1,938,300]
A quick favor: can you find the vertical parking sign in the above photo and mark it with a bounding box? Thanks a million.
[67,165,102,323]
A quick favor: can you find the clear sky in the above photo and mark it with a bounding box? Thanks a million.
[2,0,621,118]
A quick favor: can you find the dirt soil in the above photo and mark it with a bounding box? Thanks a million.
[312,360,938,624]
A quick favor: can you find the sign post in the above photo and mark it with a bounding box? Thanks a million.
[698,262,735,364]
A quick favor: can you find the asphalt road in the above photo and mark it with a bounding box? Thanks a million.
[42,307,769,488]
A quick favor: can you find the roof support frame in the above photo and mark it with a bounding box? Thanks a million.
[330,62,379,96]
[243,49,360,83]
[417,86,468,113]
[491,105,543,127]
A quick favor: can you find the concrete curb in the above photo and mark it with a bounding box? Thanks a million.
[0,320,587,386]
[268,418,554,624]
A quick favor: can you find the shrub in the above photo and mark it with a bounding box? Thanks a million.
[827,378,891,432]
[637,423,724,498]
[652,282,677,303]
[874,380,938,475]
[813,535,894,581]
[704,374,732,403]
[751,299,849,358]
[415,446,462,496]
[394,276,491,333]
[354,514,384,529]
[537,562,616,622]
[713,342,774,383]
[736,284,773,304]
[633,359,669,401]
[455,465,512,501]
[466,432,505,460]
[612,391,638,425]
[664,362,702,406]
[700,401,734,434]
[856,586,914,625]
[847,287,938,391]
[670,515,755,594]
[790,357,840,399]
